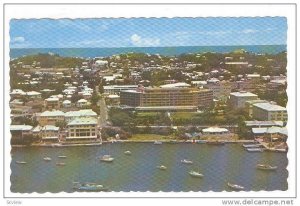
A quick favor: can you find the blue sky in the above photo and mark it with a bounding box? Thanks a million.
[10,17,287,48]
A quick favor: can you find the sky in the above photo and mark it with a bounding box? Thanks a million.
[10,17,287,48]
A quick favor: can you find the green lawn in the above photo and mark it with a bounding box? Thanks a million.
[129,133,175,141]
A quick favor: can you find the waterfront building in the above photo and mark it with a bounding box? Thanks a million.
[252,102,287,122]
[33,125,60,142]
[10,125,33,144]
[66,117,98,140]
[245,99,269,118]
[37,110,65,126]
[229,91,258,108]
[120,85,213,111]
[202,127,229,135]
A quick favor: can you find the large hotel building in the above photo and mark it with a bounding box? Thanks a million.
[120,85,213,111]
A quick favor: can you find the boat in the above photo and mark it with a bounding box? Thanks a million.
[256,164,277,171]
[58,155,67,158]
[73,182,108,192]
[242,144,261,148]
[43,157,52,161]
[227,182,244,191]
[181,159,193,164]
[207,141,225,145]
[157,165,167,170]
[196,140,207,144]
[56,162,66,166]
[189,170,204,178]
[154,141,163,145]
[16,161,27,164]
[246,148,264,152]
[124,151,132,155]
[99,155,114,162]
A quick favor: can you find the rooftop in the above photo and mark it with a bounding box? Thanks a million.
[202,127,229,133]
[253,102,287,111]
[68,117,98,126]
[40,110,65,117]
[252,127,287,135]
[65,109,97,117]
[230,91,258,97]
[10,125,33,131]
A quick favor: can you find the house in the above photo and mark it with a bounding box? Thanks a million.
[26,91,42,99]
[37,110,65,126]
[76,99,89,108]
[10,125,33,144]
[32,125,60,142]
[44,97,61,110]
[66,117,98,140]
[62,100,72,108]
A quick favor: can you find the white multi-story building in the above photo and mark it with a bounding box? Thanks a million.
[252,102,287,122]
[66,117,98,140]
[229,91,258,108]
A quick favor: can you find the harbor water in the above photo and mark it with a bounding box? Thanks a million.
[10,143,288,192]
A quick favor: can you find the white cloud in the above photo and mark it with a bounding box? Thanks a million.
[11,36,25,43]
[130,34,160,47]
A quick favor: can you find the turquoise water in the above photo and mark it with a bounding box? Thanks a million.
[10,45,286,59]
[10,143,288,193]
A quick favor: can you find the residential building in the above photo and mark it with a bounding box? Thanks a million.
[44,97,61,110]
[10,125,33,144]
[229,91,258,108]
[252,102,287,122]
[76,99,89,108]
[33,125,60,142]
[103,85,139,95]
[37,110,65,126]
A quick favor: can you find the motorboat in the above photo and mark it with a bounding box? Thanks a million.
[16,161,27,164]
[256,164,277,171]
[242,144,261,148]
[124,151,132,155]
[246,148,264,152]
[227,182,244,191]
[56,162,66,166]
[100,155,114,162]
[73,182,108,192]
[181,159,193,164]
[157,165,167,170]
[58,155,67,158]
[154,141,163,145]
[43,157,52,161]
[189,170,204,178]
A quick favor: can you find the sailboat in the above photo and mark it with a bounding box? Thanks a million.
[100,139,114,162]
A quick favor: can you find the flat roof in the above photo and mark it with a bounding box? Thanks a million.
[202,127,228,133]
[10,125,33,131]
[245,121,284,127]
[253,103,287,111]
[65,109,97,117]
[252,127,287,135]
[40,110,65,117]
[68,117,98,126]
[230,91,258,97]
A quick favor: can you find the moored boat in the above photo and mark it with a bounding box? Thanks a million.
[157,165,167,170]
[73,182,108,192]
[16,161,27,164]
[227,182,244,191]
[189,170,204,178]
[58,155,67,158]
[56,162,66,166]
[124,151,132,155]
[43,157,52,161]
[242,144,261,148]
[99,155,114,162]
[154,141,163,145]
[256,164,277,171]
[246,148,264,152]
[181,159,193,164]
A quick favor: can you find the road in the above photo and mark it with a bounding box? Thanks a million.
[99,97,108,126]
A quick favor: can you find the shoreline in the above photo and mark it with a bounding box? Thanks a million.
[11,139,256,148]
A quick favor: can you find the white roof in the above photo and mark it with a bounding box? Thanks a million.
[10,125,33,131]
[68,117,98,126]
[202,127,228,133]
[108,94,120,98]
[77,99,88,103]
[33,125,59,132]
[40,110,65,117]
[45,97,59,101]
[63,100,71,104]
[253,102,287,111]
[65,109,97,117]
[230,91,258,97]
[160,82,191,88]
[26,91,41,96]
[10,89,26,95]
[252,127,287,135]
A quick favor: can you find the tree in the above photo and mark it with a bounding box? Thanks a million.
[55,120,67,130]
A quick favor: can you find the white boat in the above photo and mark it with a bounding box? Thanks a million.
[256,164,277,171]
[58,155,67,158]
[56,162,66,166]
[43,157,52,161]
[227,182,244,191]
[16,161,27,164]
[189,170,204,178]
[246,148,264,152]
[154,141,163,145]
[73,182,108,192]
[157,165,167,170]
[181,159,193,164]
[100,155,114,162]
[242,144,261,148]
[124,151,132,155]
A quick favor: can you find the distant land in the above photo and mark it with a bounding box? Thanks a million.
[10,45,286,59]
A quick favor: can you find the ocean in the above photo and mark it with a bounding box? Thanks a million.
[11,143,288,193]
[10,45,286,59]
